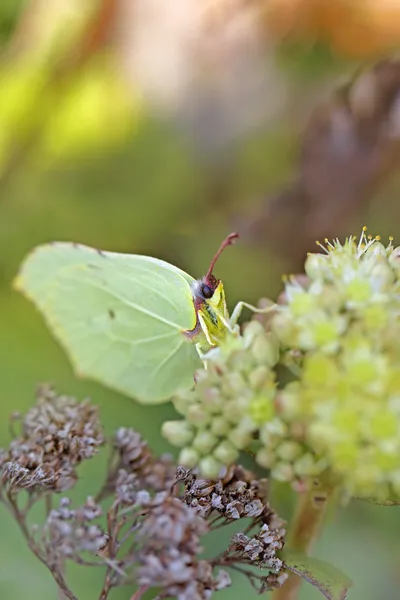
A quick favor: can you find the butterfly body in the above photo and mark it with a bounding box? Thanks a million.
[186,278,230,351]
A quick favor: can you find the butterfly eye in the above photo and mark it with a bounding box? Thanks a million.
[201,284,213,299]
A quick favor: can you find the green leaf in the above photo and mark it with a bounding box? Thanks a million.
[281,550,353,600]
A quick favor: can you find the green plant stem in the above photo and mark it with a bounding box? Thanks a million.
[272,479,336,600]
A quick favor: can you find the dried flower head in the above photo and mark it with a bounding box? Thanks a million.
[180,464,269,521]
[43,496,106,559]
[1,385,104,492]
[113,427,175,491]
[0,386,287,600]
[228,519,286,572]
[98,427,175,501]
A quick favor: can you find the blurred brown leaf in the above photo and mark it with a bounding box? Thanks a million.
[241,60,400,270]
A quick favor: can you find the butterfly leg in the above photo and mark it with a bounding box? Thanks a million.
[229,301,276,328]
[195,342,211,371]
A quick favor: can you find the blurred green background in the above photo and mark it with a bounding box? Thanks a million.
[1,2,400,599]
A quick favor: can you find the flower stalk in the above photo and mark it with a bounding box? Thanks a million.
[273,478,337,600]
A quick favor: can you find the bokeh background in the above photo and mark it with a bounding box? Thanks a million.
[1,1,400,599]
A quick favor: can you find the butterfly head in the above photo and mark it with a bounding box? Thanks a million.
[188,233,239,347]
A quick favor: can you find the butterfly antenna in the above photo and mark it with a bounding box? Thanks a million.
[206,232,239,280]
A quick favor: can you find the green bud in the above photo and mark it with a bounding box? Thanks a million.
[256,447,273,469]
[290,290,314,316]
[304,253,330,280]
[221,372,247,396]
[345,359,378,387]
[213,440,239,464]
[179,447,200,468]
[251,334,279,367]
[374,447,399,472]
[242,320,265,346]
[219,334,244,358]
[309,316,345,349]
[228,424,254,449]
[278,386,301,418]
[201,387,224,414]
[362,304,388,330]
[303,354,338,387]
[293,453,319,477]
[345,278,371,304]
[186,404,211,426]
[277,441,303,462]
[259,419,288,445]
[210,416,231,437]
[271,311,296,345]
[330,441,359,471]
[173,393,195,415]
[223,398,247,424]
[192,430,218,453]
[248,365,271,390]
[194,368,213,385]
[272,462,295,482]
[199,456,223,479]
[161,420,193,447]
[249,394,275,424]
[363,242,387,257]
[332,409,360,435]
[369,412,398,439]
[389,246,400,266]
[367,261,395,291]
[308,422,337,450]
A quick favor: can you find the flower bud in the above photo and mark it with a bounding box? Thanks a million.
[199,456,223,480]
[193,431,218,454]
[161,420,193,447]
[179,447,200,468]
[213,440,239,464]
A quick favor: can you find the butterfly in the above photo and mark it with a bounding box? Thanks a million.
[14,233,264,404]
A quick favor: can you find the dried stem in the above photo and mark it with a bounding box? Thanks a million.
[4,493,79,600]
[98,572,114,600]
[130,585,149,600]
[272,479,336,600]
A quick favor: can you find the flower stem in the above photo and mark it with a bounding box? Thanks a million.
[272,479,336,600]
[130,585,149,600]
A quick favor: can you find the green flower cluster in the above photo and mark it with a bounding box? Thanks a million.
[162,321,278,479]
[163,228,400,501]
[272,229,400,500]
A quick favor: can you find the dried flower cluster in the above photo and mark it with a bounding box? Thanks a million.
[1,385,104,492]
[98,426,175,500]
[164,229,400,502]
[0,387,287,600]
[136,492,230,600]
[43,496,106,559]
